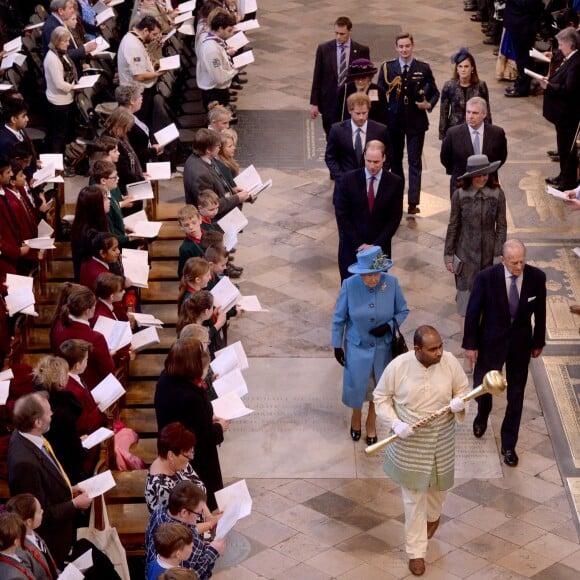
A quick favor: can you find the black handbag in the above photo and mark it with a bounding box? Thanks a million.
[391,318,408,358]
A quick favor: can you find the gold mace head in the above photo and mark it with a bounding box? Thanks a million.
[482,370,507,395]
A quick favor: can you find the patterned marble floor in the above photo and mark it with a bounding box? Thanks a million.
[154,0,579,577]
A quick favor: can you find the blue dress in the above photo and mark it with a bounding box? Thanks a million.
[331,273,409,408]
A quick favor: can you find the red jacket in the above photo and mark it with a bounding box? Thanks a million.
[51,319,114,390]
[64,375,107,435]
[79,257,110,293]
[0,187,25,274]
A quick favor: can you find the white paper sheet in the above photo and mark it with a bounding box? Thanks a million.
[213,369,248,398]
[214,341,249,370]
[174,11,193,24]
[1,53,26,69]
[72,549,93,572]
[95,7,115,25]
[0,381,10,405]
[178,22,195,36]
[0,83,14,91]
[153,123,179,147]
[77,469,116,498]
[131,326,160,352]
[3,37,22,54]
[222,229,238,252]
[211,392,253,420]
[58,563,84,580]
[243,0,258,13]
[91,373,126,412]
[158,55,180,71]
[125,180,154,200]
[215,479,252,519]
[177,0,196,12]
[237,295,267,312]
[0,369,14,381]
[214,501,240,539]
[161,29,176,44]
[232,50,254,69]
[217,207,248,235]
[235,19,260,32]
[32,163,56,186]
[226,31,250,50]
[39,154,64,171]
[82,427,114,450]
[123,210,163,238]
[210,276,241,313]
[146,162,171,180]
[23,22,45,31]
[546,186,569,200]
[234,164,271,196]
[529,48,550,63]
[93,316,132,351]
[37,219,54,239]
[73,74,101,90]
[131,312,163,327]
[523,68,545,81]
[573,247,580,258]
[5,274,36,316]
[24,237,56,250]
[108,0,125,5]
[90,36,111,55]
[122,248,150,288]
[5,287,35,316]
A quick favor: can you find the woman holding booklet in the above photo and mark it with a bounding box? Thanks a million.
[155,338,230,510]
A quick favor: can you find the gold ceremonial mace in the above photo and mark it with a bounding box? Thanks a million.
[365,370,507,456]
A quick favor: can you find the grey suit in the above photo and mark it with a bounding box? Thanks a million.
[440,123,508,195]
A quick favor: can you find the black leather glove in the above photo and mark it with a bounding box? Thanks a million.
[369,322,392,337]
[334,347,345,366]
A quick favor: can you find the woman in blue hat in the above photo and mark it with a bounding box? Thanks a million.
[331,246,409,445]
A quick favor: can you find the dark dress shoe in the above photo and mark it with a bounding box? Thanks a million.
[483,37,499,45]
[350,426,361,441]
[473,417,487,438]
[546,150,558,157]
[501,447,519,467]
[408,204,420,214]
[409,558,425,576]
[545,176,561,185]
[493,49,499,56]
[505,88,528,97]
[366,435,378,445]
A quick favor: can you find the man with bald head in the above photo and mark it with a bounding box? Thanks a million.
[374,325,469,576]
[334,140,404,280]
[462,239,546,467]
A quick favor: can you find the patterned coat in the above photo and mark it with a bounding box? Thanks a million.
[438,79,492,140]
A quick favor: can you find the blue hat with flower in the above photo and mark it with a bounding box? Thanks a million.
[347,246,393,275]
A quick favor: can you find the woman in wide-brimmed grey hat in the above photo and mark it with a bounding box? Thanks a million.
[444,155,507,370]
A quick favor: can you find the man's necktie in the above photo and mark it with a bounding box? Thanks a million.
[338,43,347,86]
[508,275,519,320]
[42,437,73,495]
[354,128,363,161]
[402,64,408,78]
[473,130,481,155]
[368,175,375,212]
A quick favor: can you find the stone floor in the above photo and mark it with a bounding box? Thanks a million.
[80,0,577,577]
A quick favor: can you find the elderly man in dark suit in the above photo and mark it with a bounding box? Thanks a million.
[310,16,370,136]
[7,392,93,566]
[325,93,391,185]
[462,240,546,468]
[440,97,508,196]
[378,33,439,215]
[334,140,404,280]
[540,28,580,191]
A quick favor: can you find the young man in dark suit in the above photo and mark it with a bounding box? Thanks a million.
[334,140,404,281]
[310,16,370,136]
[378,33,439,215]
[462,240,546,467]
[325,93,391,184]
[440,97,508,195]
[540,28,580,191]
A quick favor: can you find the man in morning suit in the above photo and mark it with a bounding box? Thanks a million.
[539,28,580,191]
[440,97,508,196]
[310,16,370,136]
[334,140,404,281]
[7,392,93,566]
[378,33,439,215]
[462,240,546,468]
[325,93,391,185]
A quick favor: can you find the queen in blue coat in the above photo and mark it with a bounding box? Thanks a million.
[331,247,409,446]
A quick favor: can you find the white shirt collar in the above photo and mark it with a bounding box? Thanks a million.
[98,297,114,312]
[69,314,90,326]
[351,120,367,133]
[92,256,110,269]
[4,124,23,140]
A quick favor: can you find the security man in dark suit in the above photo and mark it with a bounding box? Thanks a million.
[462,240,546,468]
[310,16,370,136]
[378,33,439,215]
[539,28,580,191]
[325,93,391,185]
[440,97,508,196]
[334,140,404,280]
